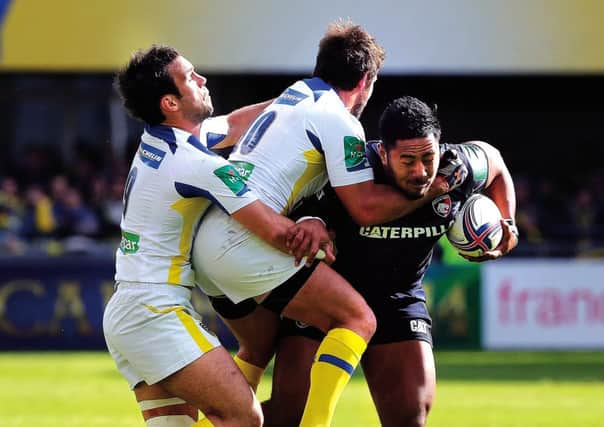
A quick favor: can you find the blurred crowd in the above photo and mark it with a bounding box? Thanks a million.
[0,144,128,256]
[1,145,604,258]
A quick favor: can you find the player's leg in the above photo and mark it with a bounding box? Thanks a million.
[362,340,436,427]
[132,346,263,427]
[261,261,376,427]
[264,321,322,427]
[157,346,262,427]
[103,283,262,427]
[209,296,278,392]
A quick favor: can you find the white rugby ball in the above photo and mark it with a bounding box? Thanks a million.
[447,194,503,257]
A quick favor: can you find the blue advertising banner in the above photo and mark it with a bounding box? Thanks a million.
[0,256,236,350]
[0,256,480,350]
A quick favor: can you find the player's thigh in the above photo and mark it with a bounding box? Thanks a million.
[279,262,376,340]
[160,346,261,423]
[362,340,436,425]
[266,334,320,427]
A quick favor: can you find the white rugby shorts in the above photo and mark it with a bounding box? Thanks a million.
[193,207,304,303]
[103,282,221,389]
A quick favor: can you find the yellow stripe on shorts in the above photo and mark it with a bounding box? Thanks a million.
[143,304,215,353]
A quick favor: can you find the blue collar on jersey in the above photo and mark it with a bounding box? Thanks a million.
[303,77,333,102]
[144,124,212,155]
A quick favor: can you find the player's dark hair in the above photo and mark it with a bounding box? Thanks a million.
[114,45,181,126]
[379,96,441,150]
[313,19,385,91]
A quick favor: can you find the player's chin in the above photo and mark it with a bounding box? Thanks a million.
[401,185,427,200]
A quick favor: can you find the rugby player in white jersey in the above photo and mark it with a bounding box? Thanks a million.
[192,21,459,427]
[102,45,332,427]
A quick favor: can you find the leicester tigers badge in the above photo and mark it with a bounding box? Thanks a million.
[432,195,452,218]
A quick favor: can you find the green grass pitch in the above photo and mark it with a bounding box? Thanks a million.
[0,350,602,426]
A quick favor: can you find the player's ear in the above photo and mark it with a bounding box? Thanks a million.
[355,72,369,91]
[160,94,179,113]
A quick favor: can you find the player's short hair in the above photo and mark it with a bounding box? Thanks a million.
[114,45,181,126]
[313,19,385,91]
[379,96,441,150]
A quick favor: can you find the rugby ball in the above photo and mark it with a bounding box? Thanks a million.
[447,194,503,257]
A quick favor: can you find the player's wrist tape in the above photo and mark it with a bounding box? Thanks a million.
[295,216,327,227]
[504,218,519,237]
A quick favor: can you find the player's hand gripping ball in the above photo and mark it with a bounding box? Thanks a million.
[447,194,503,257]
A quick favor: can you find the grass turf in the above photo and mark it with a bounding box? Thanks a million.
[0,351,602,426]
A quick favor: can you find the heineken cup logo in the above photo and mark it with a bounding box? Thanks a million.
[343,136,368,172]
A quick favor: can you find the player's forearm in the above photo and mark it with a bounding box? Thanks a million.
[336,181,437,226]
[483,168,516,219]
[231,201,292,254]
[215,100,274,149]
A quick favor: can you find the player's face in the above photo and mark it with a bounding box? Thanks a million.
[379,134,439,200]
[168,56,213,124]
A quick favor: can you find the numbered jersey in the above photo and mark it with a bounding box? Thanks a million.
[228,77,373,214]
[115,124,257,287]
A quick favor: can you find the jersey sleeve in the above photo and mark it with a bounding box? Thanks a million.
[446,142,489,194]
[311,109,374,187]
[175,149,258,215]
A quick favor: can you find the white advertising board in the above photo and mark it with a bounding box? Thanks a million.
[482,260,604,349]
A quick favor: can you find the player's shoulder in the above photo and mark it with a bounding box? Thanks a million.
[442,141,489,194]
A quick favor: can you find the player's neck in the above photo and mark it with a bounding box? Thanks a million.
[161,118,201,137]
[336,88,361,114]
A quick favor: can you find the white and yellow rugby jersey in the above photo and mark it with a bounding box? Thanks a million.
[115,124,258,287]
[228,77,374,215]
[199,115,229,148]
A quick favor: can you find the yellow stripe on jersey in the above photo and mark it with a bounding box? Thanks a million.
[143,304,216,353]
[168,198,211,284]
[283,149,325,214]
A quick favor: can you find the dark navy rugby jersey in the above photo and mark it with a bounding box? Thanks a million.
[310,141,489,303]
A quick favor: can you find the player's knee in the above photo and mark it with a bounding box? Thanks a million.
[208,394,263,427]
[236,345,273,369]
[341,301,376,342]
[238,397,263,427]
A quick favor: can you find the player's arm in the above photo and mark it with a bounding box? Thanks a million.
[464,140,518,260]
[319,112,450,226]
[333,178,449,226]
[212,100,274,149]
[470,141,516,221]
[231,201,334,265]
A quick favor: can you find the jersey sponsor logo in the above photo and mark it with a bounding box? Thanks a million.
[359,223,450,239]
[343,136,369,172]
[410,319,429,334]
[432,194,452,218]
[120,231,140,254]
[138,142,166,169]
[274,87,309,105]
[230,160,255,182]
[213,164,247,195]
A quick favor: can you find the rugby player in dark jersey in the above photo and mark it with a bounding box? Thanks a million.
[262,96,519,427]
